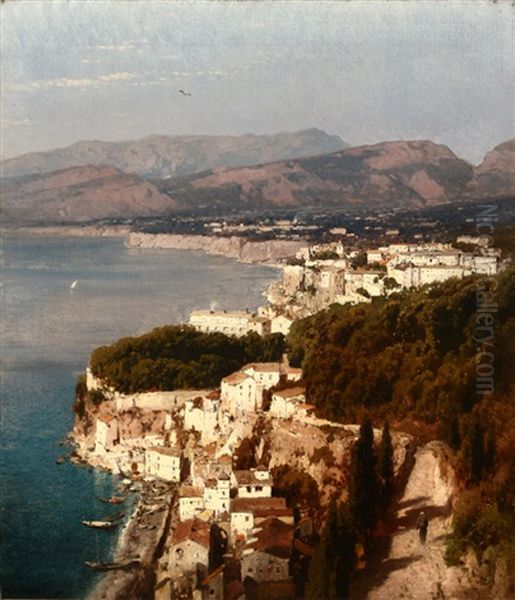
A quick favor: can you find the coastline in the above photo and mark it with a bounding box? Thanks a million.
[2,225,308,267]
[0,224,131,238]
[87,481,175,600]
[126,232,307,265]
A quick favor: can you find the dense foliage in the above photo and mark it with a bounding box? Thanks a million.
[90,325,285,393]
[287,270,514,424]
[288,268,515,568]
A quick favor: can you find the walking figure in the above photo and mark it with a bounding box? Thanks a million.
[416,510,429,544]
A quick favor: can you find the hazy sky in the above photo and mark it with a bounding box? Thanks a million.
[1,0,513,164]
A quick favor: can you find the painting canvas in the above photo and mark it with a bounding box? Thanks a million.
[0,1,513,599]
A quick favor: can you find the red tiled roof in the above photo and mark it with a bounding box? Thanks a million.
[242,362,281,373]
[97,413,116,424]
[272,387,305,399]
[172,518,210,548]
[147,446,181,457]
[231,497,287,515]
[222,371,249,385]
[234,469,273,487]
[179,485,203,498]
[247,517,294,558]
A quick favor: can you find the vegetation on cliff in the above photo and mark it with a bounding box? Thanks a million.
[287,268,515,569]
[90,325,285,393]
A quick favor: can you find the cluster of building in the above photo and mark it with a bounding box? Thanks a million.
[187,239,501,340]
[87,359,312,598]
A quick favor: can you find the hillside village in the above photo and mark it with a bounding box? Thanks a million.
[70,235,508,600]
[190,238,502,333]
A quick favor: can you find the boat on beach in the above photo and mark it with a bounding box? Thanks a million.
[82,520,118,530]
[97,495,126,505]
[84,558,140,571]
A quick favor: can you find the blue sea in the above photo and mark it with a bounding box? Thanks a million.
[0,234,278,598]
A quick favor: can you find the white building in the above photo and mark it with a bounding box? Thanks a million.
[203,474,231,516]
[270,314,294,336]
[233,466,273,498]
[230,497,293,543]
[367,250,383,264]
[94,414,119,453]
[221,371,262,417]
[189,310,271,337]
[178,485,205,521]
[145,447,181,482]
[242,363,282,389]
[169,518,210,578]
[270,387,308,419]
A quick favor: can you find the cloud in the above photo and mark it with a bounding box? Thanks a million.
[97,44,135,51]
[5,72,138,92]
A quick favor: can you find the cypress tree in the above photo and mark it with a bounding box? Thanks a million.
[305,499,356,600]
[379,420,394,508]
[349,419,378,542]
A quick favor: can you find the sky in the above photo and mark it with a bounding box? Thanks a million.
[1,0,513,164]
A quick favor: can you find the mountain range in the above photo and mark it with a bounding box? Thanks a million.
[1,132,513,224]
[0,128,346,180]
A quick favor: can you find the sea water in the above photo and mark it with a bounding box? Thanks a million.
[0,234,278,598]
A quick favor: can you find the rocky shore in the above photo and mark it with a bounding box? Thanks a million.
[87,481,176,600]
[126,232,307,264]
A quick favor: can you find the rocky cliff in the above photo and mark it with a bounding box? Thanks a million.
[126,232,306,263]
[0,128,347,179]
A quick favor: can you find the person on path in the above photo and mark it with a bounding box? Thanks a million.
[416,510,429,544]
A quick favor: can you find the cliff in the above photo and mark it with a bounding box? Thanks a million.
[126,232,306,263]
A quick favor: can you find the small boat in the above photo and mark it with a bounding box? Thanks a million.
[82,520,117,530]
[84,558,140,571]
[97,495,126,505]
[56,457,66,465]
[70,279,79,290]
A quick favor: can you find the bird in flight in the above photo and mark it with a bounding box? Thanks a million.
[178,89,191,96]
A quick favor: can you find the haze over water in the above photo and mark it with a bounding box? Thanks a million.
[0,234,278,598]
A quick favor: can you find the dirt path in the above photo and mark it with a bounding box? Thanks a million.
[353,442,486,600]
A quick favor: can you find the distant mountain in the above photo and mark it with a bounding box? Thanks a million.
[0,165,176,224]
[159,140,475,211]
[2,139,513,225]
[0,129,347,179]
[468,139,515,198]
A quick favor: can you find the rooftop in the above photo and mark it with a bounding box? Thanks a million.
[242,362,281,373]
[179,485,203,498]
[172,518,210,548]
[147,446,182,457]
[272,387,306,399]
[222,371,250,386]
[247,517,294,559]
[234,469,273,487]
[97,413,116,424]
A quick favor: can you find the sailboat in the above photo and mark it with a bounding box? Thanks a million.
[70,279,79,290]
